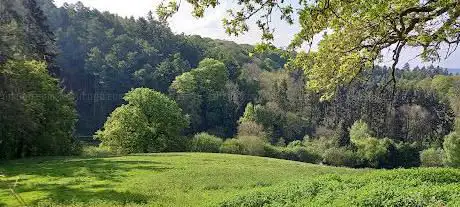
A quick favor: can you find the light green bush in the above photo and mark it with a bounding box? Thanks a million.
[420,148,444,167]
[263,144,283,158]
[191,133,223,153]
[349,120,372,144]
[220,139,244,154]
[238,136,266,156]
[323,147,361,167]
[443,132,460,167]
[95,88,188,154]
[349,120,392,168]
[282,147,322,164]
[303,137,339,158]
[286,140,303,148]
[356,137,391,168]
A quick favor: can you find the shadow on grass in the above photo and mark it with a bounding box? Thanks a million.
[34,185,150,205]
[2,159,170,180]
[1,158,171,205]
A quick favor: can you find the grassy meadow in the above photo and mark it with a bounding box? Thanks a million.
[1,153,459,207]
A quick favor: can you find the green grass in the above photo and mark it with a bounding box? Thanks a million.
[0,153,459,207]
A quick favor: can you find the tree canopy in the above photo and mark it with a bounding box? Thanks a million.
[95,88,188,153]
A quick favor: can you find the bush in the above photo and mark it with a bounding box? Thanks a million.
[443,132,460,167]
[355,137,392,168]
[303,137,338,158]
[191,133,223,153]
[294,147,322,163]
[393,142,421,168]
[95,88,188,154]
[263,144,283,158]
[95,106,151,154]
[349,120,373,143]
[282,147,321,164]
[323,147,361,167]
[81,146,116,158]
[420,148,444,167]
[220,139,244,154]
[275,138,286,147]
[238,136,265,156]
[262,145,321,164]
[287,140,303,148]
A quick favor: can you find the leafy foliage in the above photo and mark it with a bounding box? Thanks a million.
[190,132,224,153]
[170,58,241,137]
[420,148,444,167]
[95,88,188,153]
[0,61,77,159]
[220,139,245,154]
[443,132,460,167]
[0,0,55,64]
[238,136,266,156]
[322,147,361,167]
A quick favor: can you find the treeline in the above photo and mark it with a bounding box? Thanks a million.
[38,0,285,136]
[2,0,460,168]
[1,0,77,159]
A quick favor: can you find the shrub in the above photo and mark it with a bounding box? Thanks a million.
[293,147,322,163]
[238,136,265,156]
[275,138,286,147]
[220,139,244,154]
[356,137,391,168]
[393,142,421,168]
[303,137,338,158]
[191,133,223,153]
[287,140,303,148]
[420,148,444,167]
[282,147,321,164]
[262,145,321,164]
[263,144,283,158]
[95,88,188,154]
[323,147,360,167]
[443,132,460,167]
[349,120,372,144]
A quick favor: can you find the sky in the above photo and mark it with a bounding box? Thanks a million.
[53,0,460,69]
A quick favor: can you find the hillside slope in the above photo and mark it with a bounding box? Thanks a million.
[1,153,459,206]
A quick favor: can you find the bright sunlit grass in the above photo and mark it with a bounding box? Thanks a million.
[1,153,459,206]
[0,153,357,206]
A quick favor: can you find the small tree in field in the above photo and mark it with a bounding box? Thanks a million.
[349,120,372,144]
[95,88,188,154]
[350,120,391,168]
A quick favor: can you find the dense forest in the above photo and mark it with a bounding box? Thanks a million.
[1,0,460,169]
